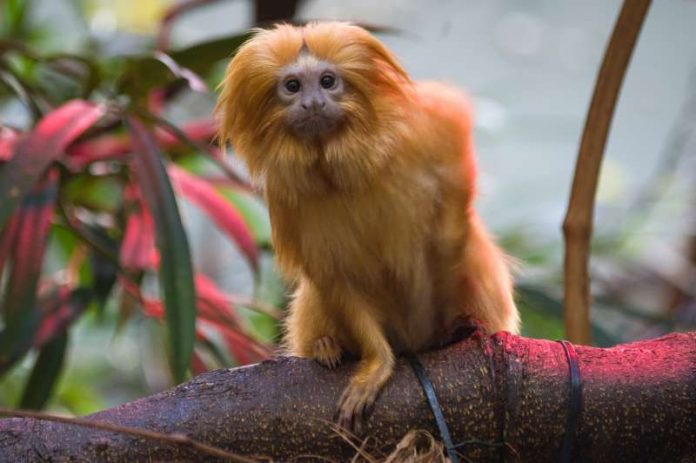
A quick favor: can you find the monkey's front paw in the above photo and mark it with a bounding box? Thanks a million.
[312,336,342,369]
[337,380,380,434]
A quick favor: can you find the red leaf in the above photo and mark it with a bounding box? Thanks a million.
[168,165,258,272]
[192,274,271,365]
[142,298,164,319]
[33,287,91,348]
[0,100,106,228]
[33,287,71,347]
[0,169,59,365]
[0,126,21,161]
[153,119,217,146]
[137,273,271,365]
[193,273,243,325]
[120,185,159,271]
[0,284,76,374]
[147,88,168,115]
[66,119,217,170]
[212,322,271,365]
[190,351,208,375]
[144,273,241,328]
[66,133,131,169]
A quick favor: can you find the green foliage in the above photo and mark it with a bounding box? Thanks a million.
[1,0,31,40]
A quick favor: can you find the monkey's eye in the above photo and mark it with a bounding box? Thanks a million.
[284,79,301,93]
[320,73,336,89]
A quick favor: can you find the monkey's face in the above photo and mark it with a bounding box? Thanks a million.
[276,53,345,139]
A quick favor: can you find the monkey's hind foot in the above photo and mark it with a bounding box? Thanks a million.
[337,380,381,434]
[312,336,342,369]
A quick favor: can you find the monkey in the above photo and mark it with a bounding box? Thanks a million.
[216,22,520,432]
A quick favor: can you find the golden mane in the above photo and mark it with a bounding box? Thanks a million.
[215,22,413,200]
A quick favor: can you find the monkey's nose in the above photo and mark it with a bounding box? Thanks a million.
[301,100,326,111]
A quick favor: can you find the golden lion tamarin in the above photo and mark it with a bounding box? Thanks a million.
[216,22,519,431]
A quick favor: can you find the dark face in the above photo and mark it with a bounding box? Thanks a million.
[277,54,345,139]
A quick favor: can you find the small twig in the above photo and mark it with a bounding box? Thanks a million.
[609,69,696,245]
[325,420,379,463]
[0,407,260,463]
[55,203,121,269]
[156,0,224,51]
[0,63,44,120]
[562,0,651,344]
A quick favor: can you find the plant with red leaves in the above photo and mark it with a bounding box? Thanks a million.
[0,0,281,410]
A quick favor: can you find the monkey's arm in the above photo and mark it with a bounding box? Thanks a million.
[335,287,395,433]
[286,279,394,432]
[285,279,343,368]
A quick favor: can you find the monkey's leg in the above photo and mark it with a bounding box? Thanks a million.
[285,280,343,369]
[337,297,395,433]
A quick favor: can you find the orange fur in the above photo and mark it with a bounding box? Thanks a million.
[216,22,519,429]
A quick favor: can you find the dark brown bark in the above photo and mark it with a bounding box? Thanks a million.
[254,0,304,26]
[0,332,694,462]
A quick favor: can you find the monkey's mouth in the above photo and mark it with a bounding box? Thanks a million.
[292,113,341,139]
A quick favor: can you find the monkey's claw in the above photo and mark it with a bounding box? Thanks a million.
[312,336,342,369]
[337,381,380,434]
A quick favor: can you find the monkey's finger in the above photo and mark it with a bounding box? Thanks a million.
[312,336,343,370]
[337,384,359,431]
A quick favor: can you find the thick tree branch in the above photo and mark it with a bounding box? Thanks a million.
[0,332,694,462]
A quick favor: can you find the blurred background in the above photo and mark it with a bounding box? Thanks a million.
[1,0,695,416]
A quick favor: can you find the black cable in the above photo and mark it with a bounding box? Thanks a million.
[558,340,582,463]
[407,354,459,463]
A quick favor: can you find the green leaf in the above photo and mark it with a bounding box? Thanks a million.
[2,0,30,38]
[168,166,259,272]
[255,253,287,311]
[174,152,221,177]
[218,187,271,247]
[169,33,252,76]
[19,333,68,410]
[34,55,101,104]
[42,54,102,99]
[62,174,123,213]
[115,52,207,106]
[115,56,175,104]
[126,116,196,383]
